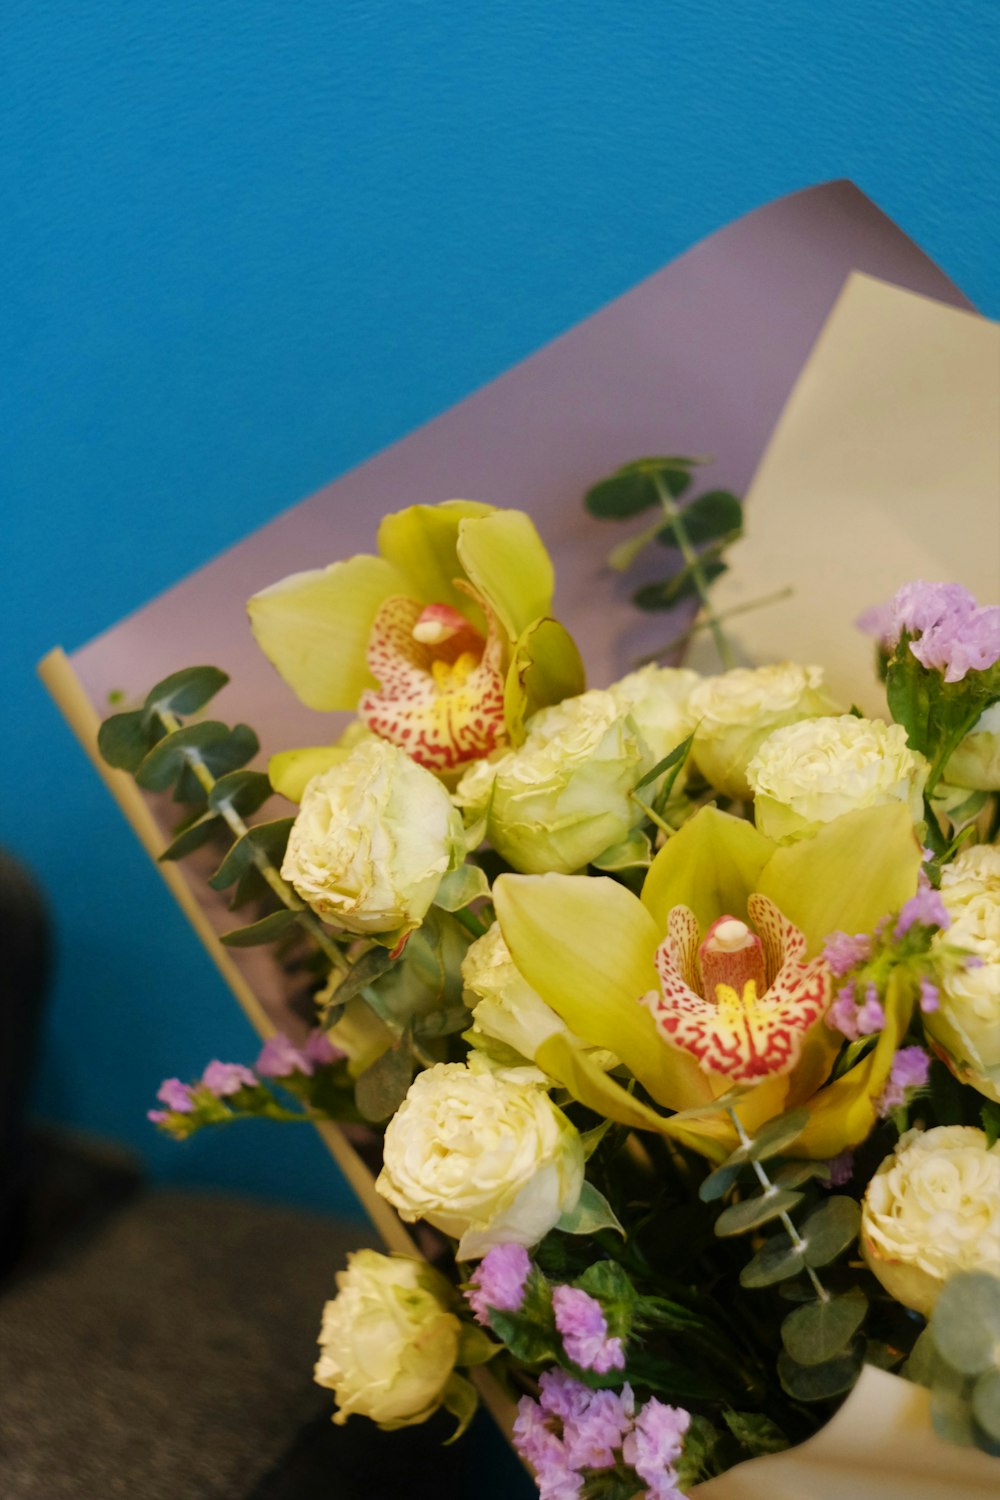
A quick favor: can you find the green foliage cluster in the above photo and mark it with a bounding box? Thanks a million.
[908,1273,1000,1458]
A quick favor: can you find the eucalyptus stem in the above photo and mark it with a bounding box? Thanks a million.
[726,1106,829,1303]
[156,707,347,973]
[653,474,737,670]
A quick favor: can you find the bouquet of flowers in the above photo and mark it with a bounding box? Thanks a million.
[91,477,1000,1500]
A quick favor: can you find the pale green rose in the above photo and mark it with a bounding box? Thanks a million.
[861,1126,1000,1316]
[947,701,1000,791]
[314,1250,460,1428]
[926,844,1000,1103]
[688,662,839,799]
[281,739,465,937]
[607,664,702,763]
[376,1062,584,1259]
[453,689,652,875]
[747,715,928,843]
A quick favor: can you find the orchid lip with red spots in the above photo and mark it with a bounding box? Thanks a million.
[642,893,832,1083]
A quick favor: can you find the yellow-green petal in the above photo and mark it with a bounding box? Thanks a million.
[494,872,714,1111]
[457,510,556,641]
[268,746,349,803]
[376,501,495,616]
[247,554,409,710]
[503,617,586,745]
[641,807,774,933]
[757,803,923,958]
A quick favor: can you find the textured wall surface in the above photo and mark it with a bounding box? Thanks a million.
[4,1,998,1210]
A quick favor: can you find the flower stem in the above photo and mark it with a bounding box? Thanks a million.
[654,474,737,670]
[726,1106,829,1303]
[636,587,794,667]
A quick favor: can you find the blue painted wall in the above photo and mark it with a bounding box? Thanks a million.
[5,1,998,1213]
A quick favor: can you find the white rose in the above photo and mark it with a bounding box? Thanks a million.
[861,1126,1000,1315]
[607,664,702,763]
[747,715,928,842]
[454,690,652,875]
[314,1250,460,1428]
[376,1062,584,1259]
[688,662,839,799]
[947,701,1000,791]
[281,739,465,936]
[926,844,1000,1103]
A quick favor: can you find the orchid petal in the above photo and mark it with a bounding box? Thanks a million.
[456,510,556,642]
[757,803,922,957]
[503,617,586,746]
[494,872,714,1111]
[268,746,349,803]
[376,501,495,618]
[247,554,409,710]
[641,807,774,933]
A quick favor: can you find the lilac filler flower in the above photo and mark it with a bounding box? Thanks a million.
[822,930,872,977]
[919,976,940,1013]
[155,1077,194,1113]
[621,1397,690,1500]
[256,1032,312,1078]
[201,1060,258,1097]
[465,1243,531,1326]
[881,582,1000,684]
[562,1386,635,1471]
[552,1285,625,1374]
[512,1397,581,1500]
[826,1150,854,1187]
[303,1029,343,1066]
[895,886,950,938]
[856,984,886,1036]
[877,1046,931,1117]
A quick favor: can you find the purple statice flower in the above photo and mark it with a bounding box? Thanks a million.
[895,886,950,938]
[201,1060,258,1097]
[156,1077,195,1113]
[826,1150,854,1187]
[919,976,940,1013]
[621,1397,691,1500]
[562,1386,635,1472]
[877,1046,931,1116]
[883,582,1000,684]
[147,1109,168,1125]
[822,930,872,977]
[303,1029,343,1066]
[537,1369,593,1425]
[552,1285,625,1374]
[856,600,897,648]
[856,984,886,1036]
[256,1032,311,1078]
[827,984,863,1040]
[513,1398,580,1500]
[466,1244,531,1327]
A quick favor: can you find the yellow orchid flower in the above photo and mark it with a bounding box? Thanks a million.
[247,501,584,784]
[493,802,923,1162]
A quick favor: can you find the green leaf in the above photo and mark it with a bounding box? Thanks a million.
[591,828,652,875]
[771,1160,830,1190]
[440,1372,479,1444]
[714,1188,804,1236]
[433,863,491,911]
[143,664,229,717]
[929,1361,977,1448]
[972,1368,1000,1455]
[208,769,274,818]
[721,1410,790,1457]
[575,1261,637,1322]
[632,558,728,612]
[208,817,295,891]
[412,1004,473,1040]
[486,1270,558,1364]
[584,457,696,519]
[456,1323,499,1368]
[220,908,300,947]
[323,946,399,1012]
[557,1181,624,1237]
[354,1038,414,1122]
[981,1100,1000,1150]
[656,490,743,548]
[97,709,161,772]
[746,1108,810,1161]
[158,811,224,862]
[135,721,259,793]
[740,1235,807,1289]
[698,1150,751,1203]
[781,1290,868,1365]
[800,1196,861,1268]
[931,1272,1000,1377]
[634,733,695,793]
[777,1347,861,1402]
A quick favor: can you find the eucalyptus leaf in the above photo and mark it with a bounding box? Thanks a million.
[584,458,696,520]
[714,1188,804,1237]
[220,908,300,947]
[972,1368,1000,1454]
[777,1347,861,1402]
[158,811,223,862]
[740,1235,807,1289]
[135,721,259,793]
[355,1039,414,1122]
[698,1150,750,1203]
[97,709,160,772]
[929,1362,977,1448]
[781,1290,868,1366]
[747,1108,810,1161]
[800,1196,861,1268]
[208,768,274,818]
[931,1272,1000,1376]
[326,946,399,1010]
[656,490,743,549]
[412,1004,473,1039]
[557,1181,625,1238]
[772,1160,830,1189]
[208,817,296,891]
[143,664,229,718]
[632,558,728,612]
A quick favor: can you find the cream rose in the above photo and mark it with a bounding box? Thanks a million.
[925,844,1000,1103]
[747,715,928,842]
[688,662,838,799]
[861,1125,1000,1315]
[281,739,465,936]
[454,690,652,875]
[607,664,702,763]
[946,702,1000,792]
[376,1062,584,1259]
[314,1250,460,1428]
